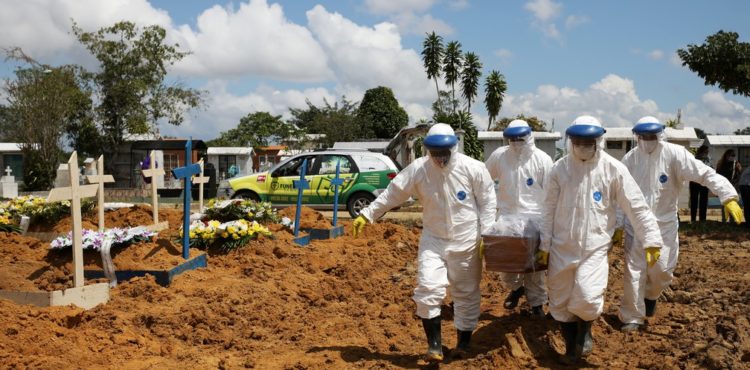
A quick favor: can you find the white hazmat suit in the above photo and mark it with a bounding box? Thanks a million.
[618,116,739,325]
[359,128,496,332]
[540,116,663,323]
[485,120,552,308]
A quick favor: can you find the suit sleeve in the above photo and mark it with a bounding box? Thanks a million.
[474,165,498,235]
[540,165,560,252]
[677,147,738,204]
[358,163,417,222]
[614,167,663,249]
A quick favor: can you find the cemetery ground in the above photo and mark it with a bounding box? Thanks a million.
[0,205,748,369]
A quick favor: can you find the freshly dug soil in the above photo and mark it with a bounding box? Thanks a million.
[278,206,333,229]
[0,216,747,369]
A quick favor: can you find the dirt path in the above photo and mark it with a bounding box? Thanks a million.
[0,208,747,369]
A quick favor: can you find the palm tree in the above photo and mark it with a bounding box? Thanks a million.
[460,52,482,118]
[443,41,463,114]
[422,31,444,113]
[484,70,507,130]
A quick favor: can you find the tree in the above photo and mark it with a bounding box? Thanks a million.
[357,86,408,139]
[288,96,360,148]
[677,30,750,97]
[493,114,549,132]
[484,70,507,130]
[422,31,444,113]
[73,21,205,171]
[460,52,482,117]
[208,112,292,148]
[734,127,750,134]
[443,41,463,113]
[3,48,93,190]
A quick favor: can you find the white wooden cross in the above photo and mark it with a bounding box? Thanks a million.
[141,150,165,224]
[4,166,11,177]
[47,151,99,288]
[192,158,211,213]
[86,155,114,231]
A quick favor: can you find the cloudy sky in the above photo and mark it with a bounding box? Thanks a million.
[1,0,750,140]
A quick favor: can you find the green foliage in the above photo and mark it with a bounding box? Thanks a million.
[422,31,444,113]
[460,52,482,114]
[484,70,507,130]
[442,41,463,113]
[73,21,205,165]
[357,86,408,139]
[677,30,750,97]
[207,112,299,148]
[734,127,750,135]
[3,48,93,190]
[493,114,549,132]
[288,97,361,147]
[433,111,483,160]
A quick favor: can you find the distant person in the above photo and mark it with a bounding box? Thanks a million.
[716,149,742,222]
[738,166,750,228]
[689,146,711,223]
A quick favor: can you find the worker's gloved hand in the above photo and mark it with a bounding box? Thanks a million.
[612,228,624,246]
[535,250,549,266]
[645,246,661,267]
[352,215,368,238]
[723,199,744,224]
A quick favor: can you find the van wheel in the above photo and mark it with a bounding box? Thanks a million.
[232,190,260,202]
[347,192,375,218]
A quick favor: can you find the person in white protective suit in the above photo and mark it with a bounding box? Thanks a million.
[484,119,553,317]
[351,123,496,362]
[617,116,744,332]
[537,115,664,364]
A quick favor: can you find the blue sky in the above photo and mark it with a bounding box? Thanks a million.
[2,0,750,140]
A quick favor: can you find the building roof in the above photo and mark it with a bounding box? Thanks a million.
[332,141,390,150]
[207,147,253,155]
[706,135,750,146]
[478,131,562,140]
[0,143,23,152]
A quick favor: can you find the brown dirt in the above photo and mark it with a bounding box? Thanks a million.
[279,206,333,229]
[0,216,748,369]
[27,204,186,233]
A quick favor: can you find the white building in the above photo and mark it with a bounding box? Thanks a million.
[207,147,253,180]
[477,131,562,161]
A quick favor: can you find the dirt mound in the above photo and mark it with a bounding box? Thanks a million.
[0,216,748,369]
[28,204,185,234]
[279,206,333,229]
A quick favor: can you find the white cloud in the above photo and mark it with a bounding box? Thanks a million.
[448,0,470,10]
[490,74,750,134]
[670,52,683,67]
[160,80,336,140]
[648,49,665,60]
[0,0,172,60]
[494,48,513,59]
[364,0,437,15]
[306,5,436,105]
[564,15,589,29]
[524,0,561,22]
[172,0,331,81]
[390,12,455,35]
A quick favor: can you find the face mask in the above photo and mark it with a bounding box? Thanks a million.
[510,141,526,151]
[430,150,451,168]
[640,139,659,154]
[573,145,596,161]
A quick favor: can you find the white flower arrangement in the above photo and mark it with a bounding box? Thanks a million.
[49,227,156,251]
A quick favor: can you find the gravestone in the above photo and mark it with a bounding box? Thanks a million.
[54,163,70,188]
[1,166,18,199]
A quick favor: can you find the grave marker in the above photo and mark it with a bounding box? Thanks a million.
[171,138,201,259]
[192,158,210,213]
[293,159,311,246]
[141,150,166,227]
[86,155,114,231]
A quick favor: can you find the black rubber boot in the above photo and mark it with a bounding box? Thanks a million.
[576,319,593,358]
[530,305,545,319]
[504,287,525,309]
[645,298,657,317]
[421,317,443,362]
[452,330,472,359]
[559,321,578,365]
